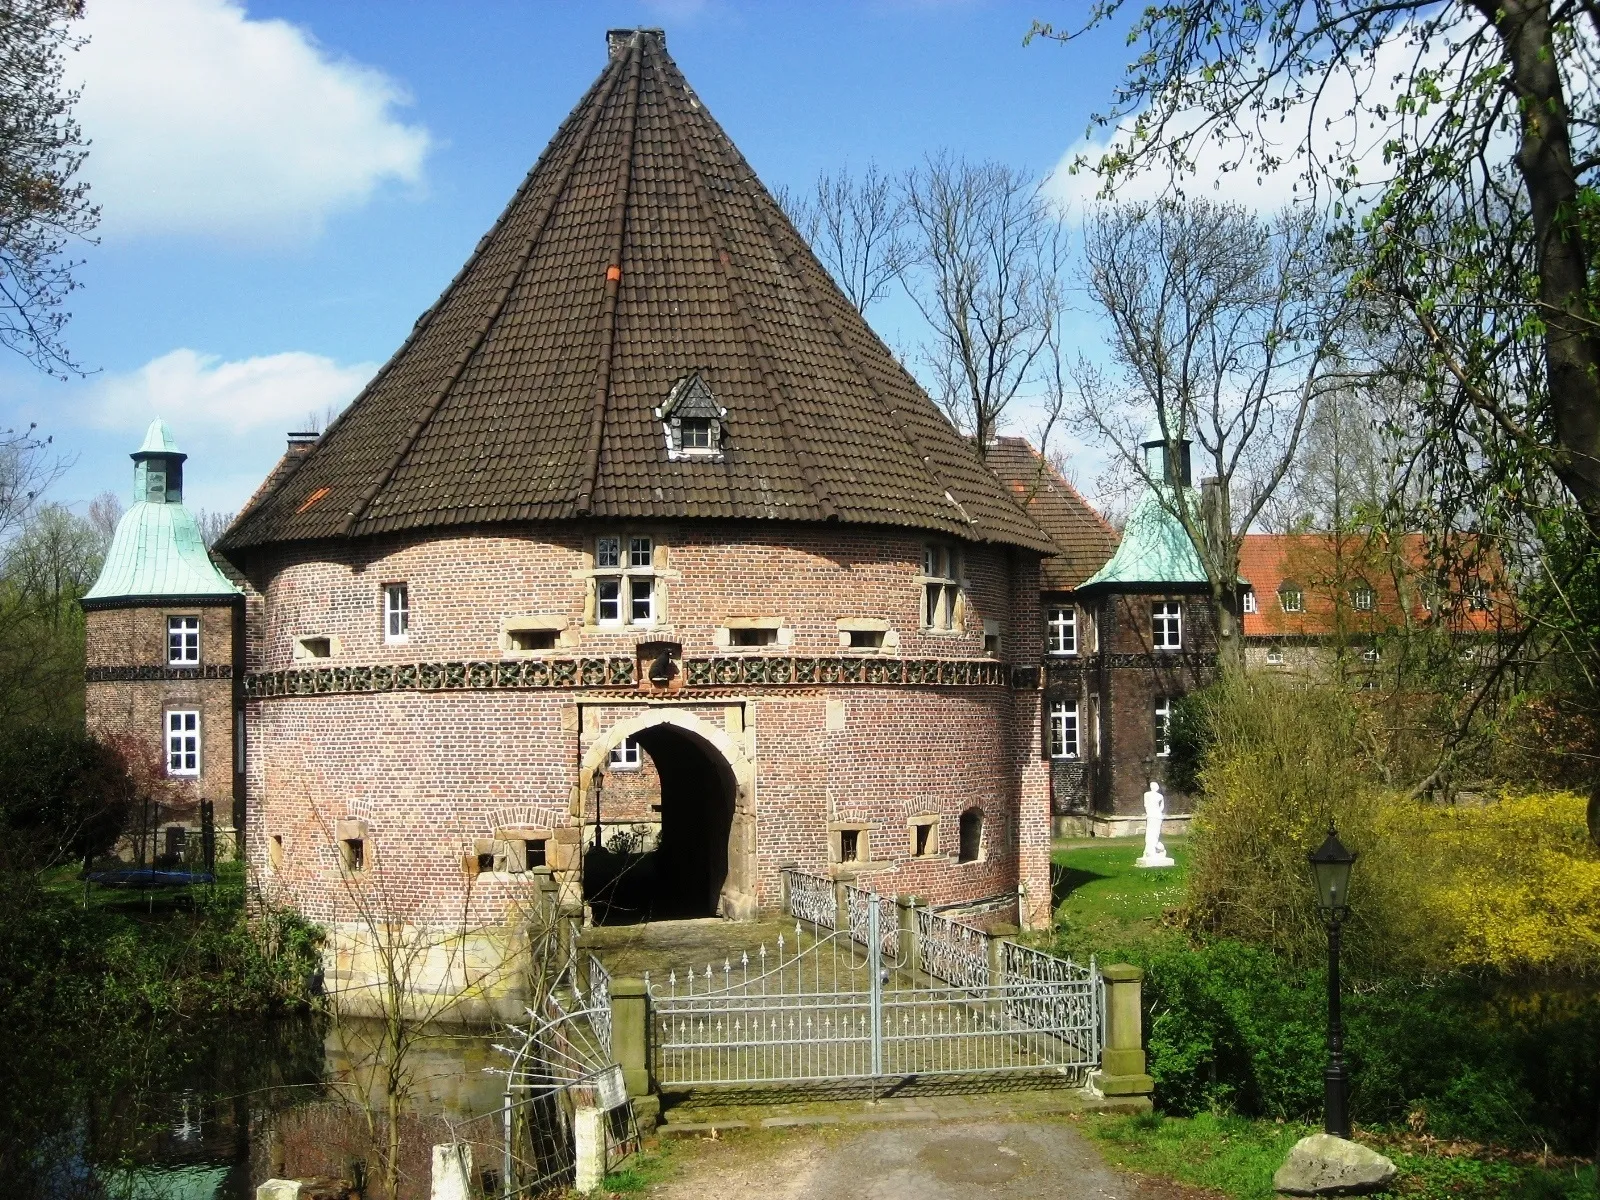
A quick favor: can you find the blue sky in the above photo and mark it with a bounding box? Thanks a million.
[7,0,1140,519]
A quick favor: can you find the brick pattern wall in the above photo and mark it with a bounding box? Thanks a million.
[237,524,1046,928]
[85,602,240,837]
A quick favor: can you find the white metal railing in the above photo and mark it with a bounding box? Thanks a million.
[587,953,613,1057]
[915,906,991,990]
[845,883,900,961]
[785,868,837,929]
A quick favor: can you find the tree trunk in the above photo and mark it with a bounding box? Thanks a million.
[1202,477,1245,676]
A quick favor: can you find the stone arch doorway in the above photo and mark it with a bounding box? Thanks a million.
[579,711,755,924]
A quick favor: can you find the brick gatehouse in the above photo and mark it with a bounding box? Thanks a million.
[84,28,1222,1018]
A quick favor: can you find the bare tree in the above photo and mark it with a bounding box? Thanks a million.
[0,0,98,377]
[1074,199,1350,672]
[193,509,234,549]
[901,155,1065,450]
[0,425,66,545]
[776,161,908,314]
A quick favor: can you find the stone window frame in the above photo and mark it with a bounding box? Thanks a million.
[167,615,201,665]
[1151,601,1183,650]
[1046,605,1077,655]
[714,616,794,652]
[836,618,898,654]
[383,582,410,644]
[829,820,872,867]
[464,828,555,878]
[165,708,200,776]
[336,819,369,874]
[906,814,941,859]
[1049,701,1079,760]
[957,807,985,864]
[501,614,570,656]
[591,533,661,629]
[293,634,340,662]
[918,543,965,633]
[982,618,1002,656]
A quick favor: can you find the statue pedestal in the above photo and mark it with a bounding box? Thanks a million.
[1135,852,1176,868]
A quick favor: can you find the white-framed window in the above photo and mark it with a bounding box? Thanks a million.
[1351,583,1376,612]
[166,710,200,776]
[921,543,961,631]
[384,583,409,643]
[609,737,641,771]
[1362,647,1380,663]
[1242,591,1257,614]
[595,535,657,627]
[1046,606,1076,655]
[1152,601,1182,650]
[1279,584,1304,613]
[1468,583,1491,612]
[1154,699,1173,758]
[1049,702,1079,759]
[167,615,200,665]
[1266,646,1285,665]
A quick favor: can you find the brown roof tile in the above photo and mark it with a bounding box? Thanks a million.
[987,437,1117,589]
[221,30,1052,556]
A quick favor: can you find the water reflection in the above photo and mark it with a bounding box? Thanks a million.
[25,1016,507,1200]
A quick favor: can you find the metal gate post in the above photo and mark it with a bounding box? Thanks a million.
[868,899,883,1076]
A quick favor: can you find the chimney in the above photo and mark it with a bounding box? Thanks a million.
[607,28,663,59]
[285,431,318,458]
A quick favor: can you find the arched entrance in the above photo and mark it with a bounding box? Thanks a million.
[579,713,750,924]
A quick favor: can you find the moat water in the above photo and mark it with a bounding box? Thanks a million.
[26,1016,509,1200]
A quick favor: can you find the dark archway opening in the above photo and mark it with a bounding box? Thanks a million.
[583,725,735,925]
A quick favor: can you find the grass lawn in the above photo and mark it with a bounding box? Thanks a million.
[1081,1112,1597,1200]
[1050,836,1189,955]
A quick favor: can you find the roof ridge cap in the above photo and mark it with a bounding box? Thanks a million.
[651,39,838,521]
[340,49,631,535]
[575,36,644,516]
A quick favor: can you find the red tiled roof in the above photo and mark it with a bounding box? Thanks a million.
[986,437,1118,589]
[220,30,1052,556]
[1239,532,1509,637]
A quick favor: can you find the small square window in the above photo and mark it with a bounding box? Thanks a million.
[609,738,641,770]
[680,418,713,449]
[629,536,653,568]
[507,628,557,652]
[909,818,939,858]
[476,850,497,874]
[846,628,884,650]
[525,838,547,869]
[297,636,332,660]
[1046,607,1076,655]
[1363,647,1380,663]
[1152,602,1182,650]
[384,583,409,642]
[597,537,621,568]
[167,616,200,665]
[1266,647,1285,665]
[838,828,861,862]
[166,710,199,776]
[729,626,778,647]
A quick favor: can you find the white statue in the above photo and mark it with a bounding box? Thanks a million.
[1137,780,1176,868]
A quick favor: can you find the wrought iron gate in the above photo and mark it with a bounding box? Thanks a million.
[648,886,1101,1088]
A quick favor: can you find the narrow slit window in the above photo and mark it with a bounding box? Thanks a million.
[910,819,938,858]
[342,838,365,872]
[958,808,983,863]
[729,626,778,647]
[384,583,410,642]
[838,828,861,862]
[508,628,557,652]
[525,838,547,869]
[1154,699,1173,757]
[846,629,884,650]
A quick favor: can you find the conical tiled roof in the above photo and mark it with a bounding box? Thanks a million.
[221,29,1051,555]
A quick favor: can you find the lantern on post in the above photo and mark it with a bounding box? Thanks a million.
[1308,823,1357,1137]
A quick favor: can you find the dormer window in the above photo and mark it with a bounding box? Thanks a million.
[656,372,727,460]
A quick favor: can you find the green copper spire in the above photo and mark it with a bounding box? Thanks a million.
[1078,485,1209,590]
[82,421,240,607]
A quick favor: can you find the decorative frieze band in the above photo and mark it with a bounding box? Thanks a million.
[86,664,235,682]
[242,654,1012,700]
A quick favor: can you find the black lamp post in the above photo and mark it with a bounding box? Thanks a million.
[1309,823,1357,1138]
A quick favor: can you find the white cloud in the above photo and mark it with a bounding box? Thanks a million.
[90,348,375,437]
[72,0,430,241]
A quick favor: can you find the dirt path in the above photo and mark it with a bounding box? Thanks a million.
[643,1117,1179,1200]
